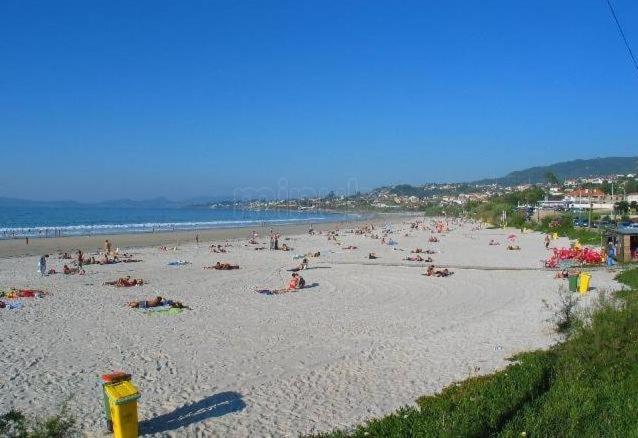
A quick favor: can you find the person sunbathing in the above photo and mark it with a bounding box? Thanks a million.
[287,273,305,290]
[368,252,378,259]
[343,245,358,250]
[128,296,188,309]
[59,252,72,259]
[204,262,240,270]
[121,258,142,263]
[305,251,321,257]
[507,245,521,250]
[63,264,84,275]
[411,248,424,253]
[429,236,439,243]
[489,240,500,246]
[425,265,453,277]
[290,258,309,272]
[405,255,424,262]
[104,276,144,287]
[280,243,291,251]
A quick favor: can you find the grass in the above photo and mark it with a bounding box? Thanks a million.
[0,404,75,438]
[313,267,638,437]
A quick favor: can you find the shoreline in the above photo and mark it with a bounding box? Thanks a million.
[0,213,408,258]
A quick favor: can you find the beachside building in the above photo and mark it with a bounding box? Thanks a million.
[604,227,638,263]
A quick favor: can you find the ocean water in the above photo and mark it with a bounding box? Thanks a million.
[0,207,357,239]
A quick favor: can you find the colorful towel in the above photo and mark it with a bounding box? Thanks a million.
[168,260,191,266]
[1,300,23,310]
[139,305,183,316]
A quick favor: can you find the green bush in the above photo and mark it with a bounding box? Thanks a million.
[0,406,75,438]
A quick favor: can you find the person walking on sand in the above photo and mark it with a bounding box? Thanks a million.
[544,234,551,249]
[77,249,84,271]
[38,254,48,276]
[105,239,112,255]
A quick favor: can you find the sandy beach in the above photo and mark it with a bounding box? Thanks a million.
[0,218,620,436]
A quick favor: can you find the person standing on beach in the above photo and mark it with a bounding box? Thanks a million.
[25,237,29,245]
[195,234,199,246]
[38,255,48,276]
[77,249,84,271]
[105,239,112,255]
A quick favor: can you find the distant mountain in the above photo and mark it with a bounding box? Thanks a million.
[0,195,235,209]
[0,196,183,209]
[472,156,638,186]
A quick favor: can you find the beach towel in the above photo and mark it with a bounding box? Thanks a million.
[138,305,183,316]
[168,260,191,266]
[5,289,47,299]
[1,300,24,310]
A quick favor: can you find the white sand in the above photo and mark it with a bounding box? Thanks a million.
[0,219,620,436]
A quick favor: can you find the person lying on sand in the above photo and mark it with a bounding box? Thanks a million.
[411,248,424,253]
[429,236,439,243]
[507,245,521,250]
[63,264,84,275]
[290,258,309,272]
[305,251,321,258]
[368,252,378,259]
[405,255,424,262]
[204,262,240,270]
[127,296,188,309]
[343,245,358,250]
[59,252,72,259]
[280,243,291,251]
[265,273,307,294]
[425,265,453,277]
[104,276,144,287]
[405,255,433,262]
[209,244,228,253]
[489,240,500,246]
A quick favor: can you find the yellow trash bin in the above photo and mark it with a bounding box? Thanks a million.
[552,232,558,240]
[104,380,140,438]
[578,272,591,294]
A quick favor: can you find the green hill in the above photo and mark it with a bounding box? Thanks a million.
[473,156,638,186]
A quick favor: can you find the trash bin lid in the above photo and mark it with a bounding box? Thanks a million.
[105,381,140,405]
[101,371,131,383]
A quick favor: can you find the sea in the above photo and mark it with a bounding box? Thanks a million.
[0,206,358,240]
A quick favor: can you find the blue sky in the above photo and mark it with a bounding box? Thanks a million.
[1,0,637,201]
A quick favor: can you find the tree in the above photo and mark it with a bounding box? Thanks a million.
[545,171,560,185]
[615,201,630,215]
[630,201,638,213]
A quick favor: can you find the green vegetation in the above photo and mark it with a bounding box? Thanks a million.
[533,214,601,245]
[472,156,638,186]
[0,406,75,438]
[315,267,638,437]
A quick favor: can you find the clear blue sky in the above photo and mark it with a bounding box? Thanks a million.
[1,0,637,201]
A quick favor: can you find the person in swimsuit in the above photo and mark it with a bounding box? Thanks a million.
[128,296,188,309]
